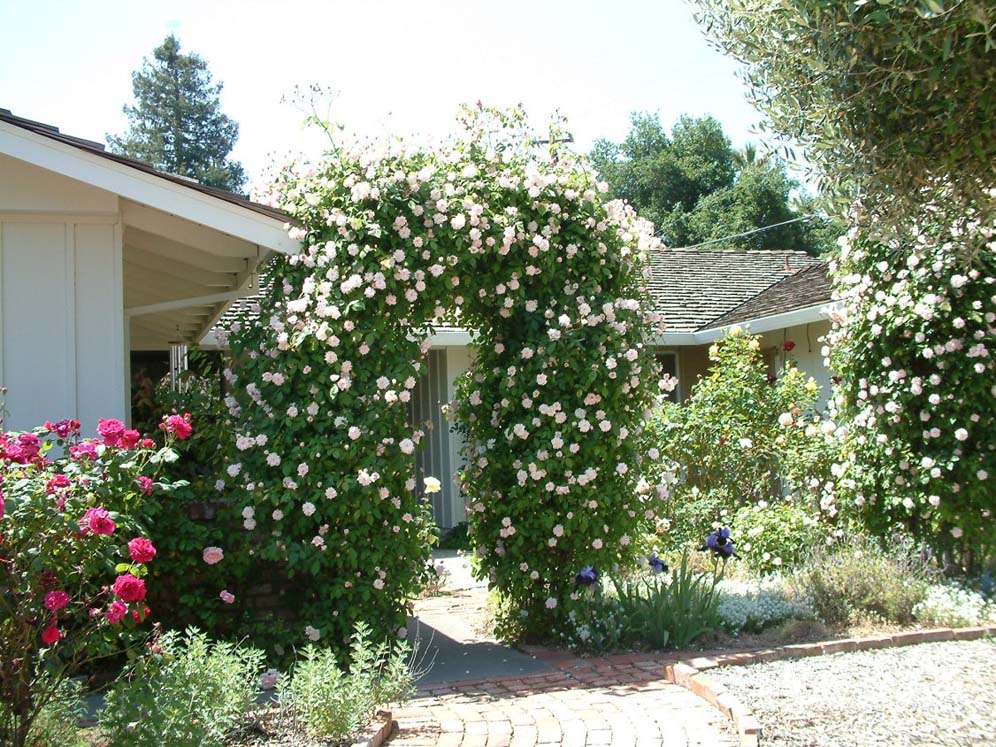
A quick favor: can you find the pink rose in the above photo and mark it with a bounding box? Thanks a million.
[97,418,127,447]
[45,419,80,439]
[6,433,41,463]
[163,414,193,441]
[46,474,72,494]
[119,429,141,449]
[112,574,146,603]
[80,507,116,535]
[105,600,128,624]
[44,590,70,612]
[69,440,99,461]
[135,476,154,496]
[202,546,224,565]
[219,590,235,604]
[41,622,62,645]
[128,537,156,564]
[0,490,5,521]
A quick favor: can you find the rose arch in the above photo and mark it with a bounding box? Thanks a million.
[221,107,664,647]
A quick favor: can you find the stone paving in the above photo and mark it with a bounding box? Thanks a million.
[394,652,736,747]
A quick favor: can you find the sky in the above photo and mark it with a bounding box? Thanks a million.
[0,0,794,195]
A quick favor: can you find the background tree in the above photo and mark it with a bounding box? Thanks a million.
[590,113,838,254]
[109,34,246,193]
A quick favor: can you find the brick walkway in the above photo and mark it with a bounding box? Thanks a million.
[393,654,736,747]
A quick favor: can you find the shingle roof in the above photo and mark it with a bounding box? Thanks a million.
[0,107,292,223]
[646,248,824,333]
[706,262,832,329]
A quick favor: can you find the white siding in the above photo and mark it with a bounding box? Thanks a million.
[760,320,834,409]
[0,218,125,433]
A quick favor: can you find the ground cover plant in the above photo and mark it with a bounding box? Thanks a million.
[0,414,189,747]
[220,104,664,647]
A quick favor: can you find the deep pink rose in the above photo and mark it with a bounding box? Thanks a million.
[46,474,72,494]
[80,507,116,535]
[6,433,41,464]
[105,600,128,624]
[0,490,4,521]
[112,574,146,603]
[139,438,155,449]
[135,476,154,496]
[128,537,156,564]
[41,623,61,645]
[97,418,127,447]
[69,440,99,461]
[163,413,193,440]
[45,419,80,439]
[119,429,141,449]
[44,590,70,612]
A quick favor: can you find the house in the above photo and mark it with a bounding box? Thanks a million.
[0,108,297,433]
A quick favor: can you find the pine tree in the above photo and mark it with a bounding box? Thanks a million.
[108,35,246,193]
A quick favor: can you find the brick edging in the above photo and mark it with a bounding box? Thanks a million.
[663,625,996,747]
[353,709,395,747]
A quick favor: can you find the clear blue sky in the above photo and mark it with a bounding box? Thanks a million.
[0,0,795,194]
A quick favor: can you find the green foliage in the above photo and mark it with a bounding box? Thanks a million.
[590,112,836,253]
[733,502,826,576]
[22,679,85,747]
[828,218,996,569]
[437,522,471,551]
[693,0,996,226]
[108,34,246,192]
[610,551,725,649]
[224,105,662,644]
[99,628,265,747]
[278,622,415,743]
[646,330,836,557]
[791,536,931,627]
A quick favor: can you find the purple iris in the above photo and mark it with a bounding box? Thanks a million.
[648,554,668,574]
[702,527,736,559]
[575,565,599,586]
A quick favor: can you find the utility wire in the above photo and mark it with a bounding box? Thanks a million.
[673,215,816,249]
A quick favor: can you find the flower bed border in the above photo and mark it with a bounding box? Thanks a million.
[353,709,396,747]
[662,625,996,747]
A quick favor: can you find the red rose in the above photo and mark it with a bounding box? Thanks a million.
[128,537,156,564]
[41,623,61,645]
[162,413,193,440]
[112,574,146,603]
[106,600,128,624]
[783,340,796,352]
[44,590,70,612]
[139,438,155,449]
[80,507,116,535]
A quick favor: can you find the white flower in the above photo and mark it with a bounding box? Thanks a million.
[304,625,321,642]
[738,438,753,449]
[400,438,415,454]
[302,502,316,516]
[424,476,442,493]
[545,597,558,609]
[778,413,794,427]
[272,509,284,521]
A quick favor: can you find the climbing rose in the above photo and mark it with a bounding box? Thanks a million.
[80,507,116,535]
[105,600,128,624]
[119,429,141,449]
[163,413,193,440]
[127,537,156,564]
[44,590,70,612]
[112,574,146,603]
[40,623,61,645]
[202,546,224,565]
[423,476,442,493]
[219,590,235,604]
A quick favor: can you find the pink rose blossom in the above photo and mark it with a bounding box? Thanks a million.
[97,418,127,446]
[44,590,70,612]
[80,507,116,535]
[202,546,224,565]
[106,600,128,624]
[128,537,157,563]
[112,574,146,603]
[219,590,235,604]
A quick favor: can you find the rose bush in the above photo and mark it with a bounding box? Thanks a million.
[0,416,188,747]
[222,105,664,644]
[827,205,996,569]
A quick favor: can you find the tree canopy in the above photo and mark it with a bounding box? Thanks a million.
[109,35,246,193]
[590,113,838,254]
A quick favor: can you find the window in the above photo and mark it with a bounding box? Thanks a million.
[655,351,680,402]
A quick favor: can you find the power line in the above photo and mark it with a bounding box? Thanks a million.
[674,215,816,250]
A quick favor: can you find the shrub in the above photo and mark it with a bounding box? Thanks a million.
[791,536,931,627]
[222,105,662,644]
[0,416,187,747]
[646,330,837,556]
[733,502,826,576]
[278,622,415,743]
[99,627,264,747]
[22,679,85,747]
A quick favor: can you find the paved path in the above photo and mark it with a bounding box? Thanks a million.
[398,552,736,747]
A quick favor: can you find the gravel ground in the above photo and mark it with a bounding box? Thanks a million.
[710,639,996,747]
